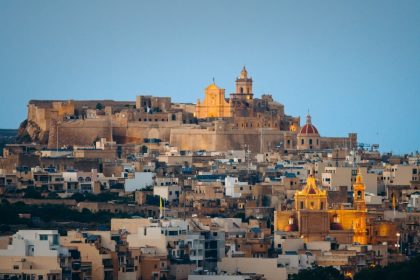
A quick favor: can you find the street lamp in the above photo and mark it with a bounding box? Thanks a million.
[396,232,401,254]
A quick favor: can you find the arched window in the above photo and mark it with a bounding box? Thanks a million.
[240,87,244,93]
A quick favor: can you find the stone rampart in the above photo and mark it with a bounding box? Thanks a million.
[170,127,286,152]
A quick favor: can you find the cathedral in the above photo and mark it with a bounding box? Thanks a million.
[275,171,367,245]
[196,67,300,131]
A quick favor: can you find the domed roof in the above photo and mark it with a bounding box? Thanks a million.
[299,114,319,135]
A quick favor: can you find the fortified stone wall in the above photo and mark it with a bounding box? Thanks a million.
[48,119,112,148]
[24,100,135,144]
[320,134,357,150]
[47,117,198,147]
[125,121,188,144]
[170,127,286,152]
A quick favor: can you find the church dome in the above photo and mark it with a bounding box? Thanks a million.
[299,114,319,135]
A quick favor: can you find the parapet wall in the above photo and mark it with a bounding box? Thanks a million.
[47,118,192,147]
[321,134,357,150]
[170,128,286,152]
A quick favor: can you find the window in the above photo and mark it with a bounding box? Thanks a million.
[13,265,19,270]
[309,139,313,145]
[40,234,48,241]
[301,139,304,145]
[52,234,59,245]
[300,201,304,209]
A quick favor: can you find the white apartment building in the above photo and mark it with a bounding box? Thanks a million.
[0,230,63,257]
[225,176,252,198]
[0,230,68,280]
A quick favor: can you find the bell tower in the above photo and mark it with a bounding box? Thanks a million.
[235,66,253,100]
[353,170,366,211]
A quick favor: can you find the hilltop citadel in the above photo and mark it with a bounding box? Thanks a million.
[19,67,356,153]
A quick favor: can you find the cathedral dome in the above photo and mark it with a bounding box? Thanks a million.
[299,114,319,135]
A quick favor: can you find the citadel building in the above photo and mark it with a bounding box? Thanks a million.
[18,68,357,153]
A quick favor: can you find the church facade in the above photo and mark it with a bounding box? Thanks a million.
[274,172,368,245]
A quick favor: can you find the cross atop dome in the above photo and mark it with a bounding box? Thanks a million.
[306,112,312,125]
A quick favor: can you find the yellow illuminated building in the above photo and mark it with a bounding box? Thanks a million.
[275,171,367,245]
[196,67,254,118]
[196,82,231,118]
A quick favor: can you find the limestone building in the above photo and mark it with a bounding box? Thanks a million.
[274,171,368,245]
[18,67,357,153]
[196,83,231,118]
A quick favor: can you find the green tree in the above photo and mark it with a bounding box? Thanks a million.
[47,192,59,199]
[23,187,42,199]
[96,103,104,110]
[354,256,420,280]
[71,192,86,202]
[289,265,346,280]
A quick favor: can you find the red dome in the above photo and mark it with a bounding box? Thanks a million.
[299,123,319,135]
[299,114,319,135]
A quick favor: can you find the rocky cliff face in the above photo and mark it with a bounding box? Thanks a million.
[16,119,49,144]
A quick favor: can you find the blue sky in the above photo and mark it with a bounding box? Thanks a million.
[0,0,419,153]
